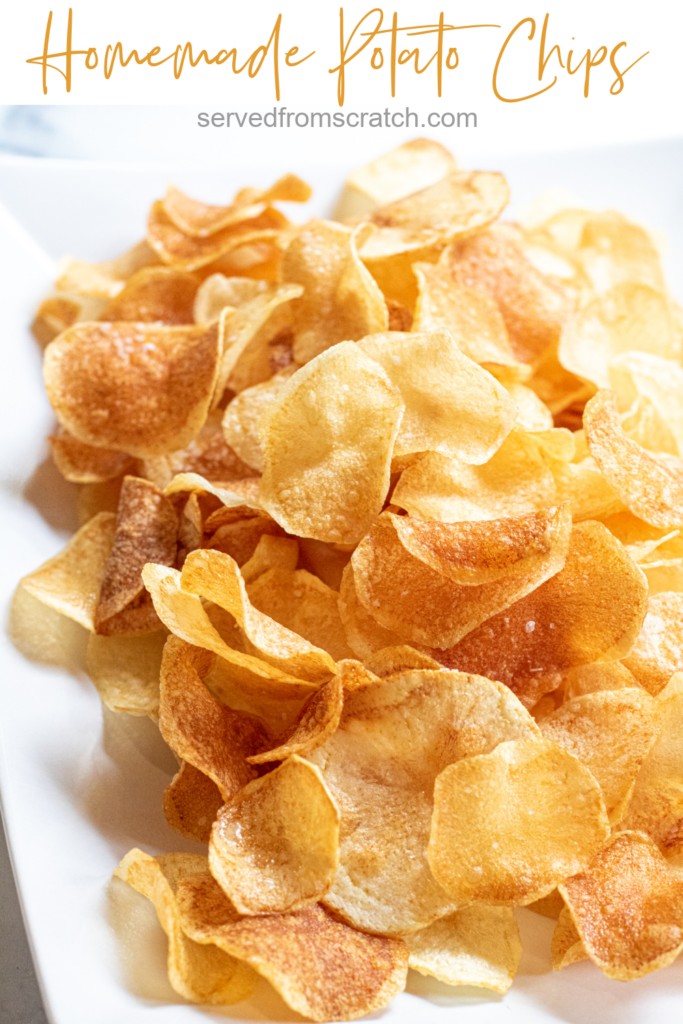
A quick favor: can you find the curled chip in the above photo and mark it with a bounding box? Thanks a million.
[584,389,683,529]
[559,831,683,980]
[351,506,570,649]
[260,342,404,545]
[246,674,343,764]
[113,849,256,1004]
[309,668,538,935]
[442,521,648,707]
[209,755,340,915]
[428,737,609,905]
[194,274,270,323]
[281,220,388,364]
[44,322,222,457]
[163,174,310,236]
[358,331,516,463]
[176,869,408,1021]
[217,283,300,395]
[406,906,522,993]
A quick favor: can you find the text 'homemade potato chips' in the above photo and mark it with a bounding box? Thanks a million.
[17,138,683,1021]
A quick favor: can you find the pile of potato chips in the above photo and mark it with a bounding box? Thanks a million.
[19,139,683,1020]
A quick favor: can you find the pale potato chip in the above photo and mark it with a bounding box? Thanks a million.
[164,472,261,512]
[551,907,588,969]
[623,593,683,695]
[584,389,683,528]
[246,674,343,764]
[308,669,538,934]
[20,512,116,630]
[406,906,522,993]
[609,352,683,457]
[259,342,404,544]
[358,331,516,463]
[428,737,609,905]
[559,831,683,980]
[209,755,339,915]
[221,371,294,472]
[577,211,665,294]
[392,432,557,523]
[441,521,648,707]
[193,274,269,323]
[562,661,641,700]
[239,535,299,584]
[351,507,571,649]
[86,631,166,716]
[114,849,256,1004]
[559,284,677,388]
[176,870,408,1021]
[622,692,683,848]
[164,761,225,843]
[45,322,222,458]
[539,689,657,823]
[334,138,458,220]
[364,646,440,677]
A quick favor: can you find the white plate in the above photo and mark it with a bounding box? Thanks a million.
[1,141,683,1024]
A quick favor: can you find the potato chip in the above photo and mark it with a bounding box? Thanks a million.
[559,831,683,980]
[309,668,538,934]
[239,535,299,583]
[20,511,116,630]
[247,674,343,765]
[351,507,570,649]
[584,389,683,528]
[209,755,339,915]
[539,689,657,823]
[159,637,269,801]
[559,284,677,388]
[45,322,221,458]
[334,138,458,220]
[358,331,516,463]
[32,295,84,346]
[176,870,408,1021]
[193,274,269,323]
[94,476,177,633]
[163,411,260,485]
[428,738,609,905]
[86,631,166,716]
[622,693,683,849]
[260,342,404,545]
[577,211,665,294]
[282,221,388,364]
[50,429,135,484]
[164,762,225,843]
[164,472,261,513]
[392,433,557,523]
[550,454,623,522]
[337,563,405,659]
[99,267,199,324]
[364,646,440,677]
[623,593,683,695]
[180,549,335,681]
[114,849,256,1004]
[163,175,310,237]
[441,521,648,707]
[561,661,641,700]
[217,284,300,395]
[147,200,288,272]
[405,906,522,993]
[221,371,293,472]
[551,906,588,969]
[609,352,683,457]
[55,241,157,299]
[445,225,571,366]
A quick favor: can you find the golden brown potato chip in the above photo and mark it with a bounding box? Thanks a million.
[45,322,221,458]
[50,430,135,484]
[539,689,657,823]
[164,472,261,513]
[428,737,609,905]
[334,138,458,220]
[584,389,683,528]
[445,225,571,366]
[95,476,177,633]
[622,693,683,849]
[551,906,588,969]
[162,411,260,486]
[351,507,570,649]
[247,568,353,662]
[55,241,157,299]
[113,849,256,1004]
[623,593,683,695]
[442,521,648,707]
[239,535,299,584]
[550,453,623,523]
[147,200,287,272]
[358,332,515,463]
[559,284,677,388]
[559,831,683,980]
[260,342,404,545]
[309,669,538,934]
[361,171,509,260]
[163,175,310,237]
[99,267,199,324]
[392,433,557,523]
[561,661,641,700]
[176,870,408,1021]
[209,755,340,915]
[180,549,335,682]
[247,674,343,765]
[159,637,268,798]
[86,631,166,716]
[193,274,270,323]
[406,906,522,993]
[221,372,294,472]
[164,762,225,843]
[282,220,388,364]
[217,284,300,395]
[337,563,405,659]
[298,538,350,591]
[364,646,440,677]
[20,512,116,630]
[32,295,85,346]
